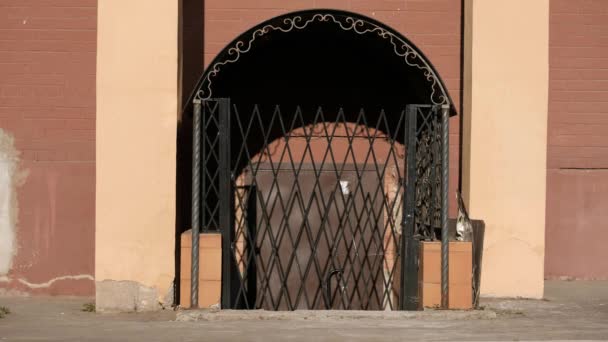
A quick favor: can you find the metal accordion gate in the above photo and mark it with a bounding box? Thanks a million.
[190,99,449,311]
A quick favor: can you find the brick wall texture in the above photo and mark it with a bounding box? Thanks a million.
[546,0,608,279]
[203,0,462,216]
[0,0,463,295]
[3,0,604,294]
[6,0,605,294]
[0,0,96,294]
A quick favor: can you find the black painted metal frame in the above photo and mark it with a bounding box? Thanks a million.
[186,10,456,109]
[188,9,454,310]
[191,100,448,311]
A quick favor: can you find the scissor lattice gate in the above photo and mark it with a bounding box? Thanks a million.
[191,99,447,311]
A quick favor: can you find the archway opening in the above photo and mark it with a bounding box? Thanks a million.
[177,10,454,309]
[209,18,436,114]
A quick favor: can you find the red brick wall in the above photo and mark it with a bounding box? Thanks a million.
[0,0,96,294]
[546,0,608,279]
[203,0,462,215]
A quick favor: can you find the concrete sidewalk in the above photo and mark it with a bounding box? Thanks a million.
[0,280,607,341]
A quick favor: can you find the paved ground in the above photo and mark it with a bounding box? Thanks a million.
[0,280,607,341]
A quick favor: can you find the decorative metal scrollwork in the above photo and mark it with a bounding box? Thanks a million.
[413,107,443,240]
[195,11,450,107]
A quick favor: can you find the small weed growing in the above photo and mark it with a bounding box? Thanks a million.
[81,303,96,313]
[0,306,10,318]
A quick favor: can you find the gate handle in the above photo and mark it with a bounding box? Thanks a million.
[323,269,344,308]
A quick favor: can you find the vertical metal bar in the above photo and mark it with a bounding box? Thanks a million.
[245,184,257,308]
[401,105,419,310]
[218,98,233,309]
[190,99,202,309]
[201,100,207,234]
[440,104,450,309]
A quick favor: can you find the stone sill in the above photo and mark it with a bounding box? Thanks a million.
[176,308,497,322]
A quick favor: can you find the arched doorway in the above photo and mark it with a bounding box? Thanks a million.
[189,10,452,109]
[182,10,455,311]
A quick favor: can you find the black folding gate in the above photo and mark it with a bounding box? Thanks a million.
[190,99,449,311]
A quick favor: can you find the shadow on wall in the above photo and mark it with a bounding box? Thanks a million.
[174,0,205,306]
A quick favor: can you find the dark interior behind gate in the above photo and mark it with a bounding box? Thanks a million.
[194,100,444,310]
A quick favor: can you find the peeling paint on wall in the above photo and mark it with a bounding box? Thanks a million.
[0,129,23,276]
[96,280,164,312]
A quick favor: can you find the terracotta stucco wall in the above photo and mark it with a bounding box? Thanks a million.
[96,1,178,310]
[462,0,548,298]
[202,0,462,216]
[545,0,608,279]
[0,0,96,295]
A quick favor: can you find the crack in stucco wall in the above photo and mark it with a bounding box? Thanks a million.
[0,129,25,276]
[0,274,94,289]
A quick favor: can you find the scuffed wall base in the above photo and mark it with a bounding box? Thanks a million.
[96,280,163,312]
